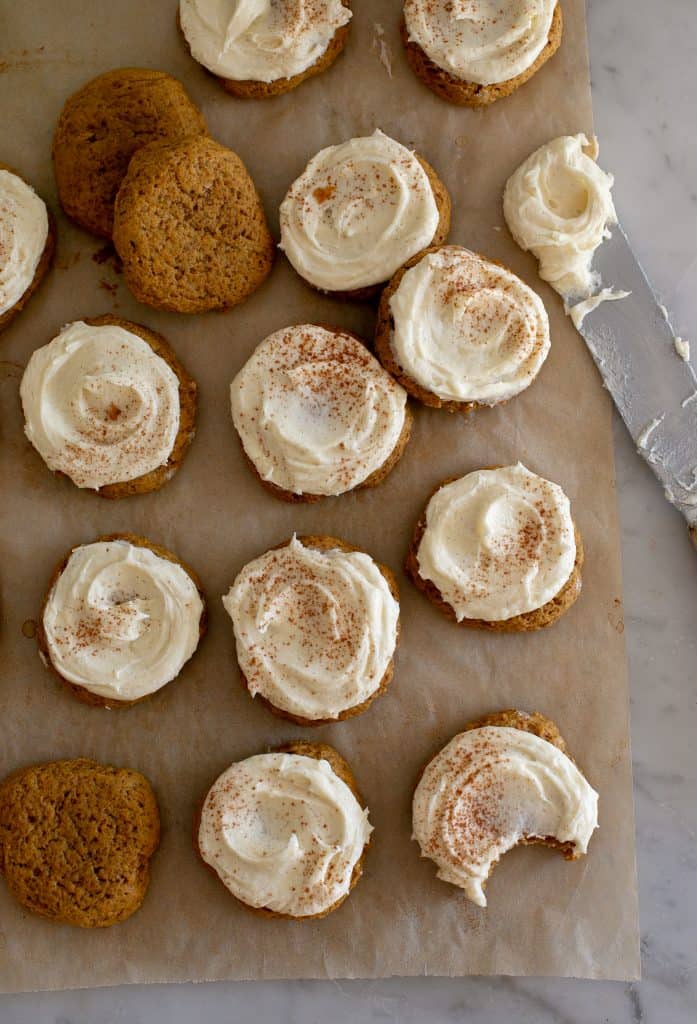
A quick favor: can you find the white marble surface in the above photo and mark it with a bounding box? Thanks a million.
[2,1,696,1021]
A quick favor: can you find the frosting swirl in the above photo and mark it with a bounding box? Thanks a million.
[20,321,181,490]
[223,536,399,720]
[279,130,440,292]
[0,169,49,317]
[416,464,576,621]
[404,0,557,85]
[412,724,599,906]
[198,752,372,916]
[503,134,618,299]
[42,539,204,702]
[389,246,550,403]
[231,324,407,496]
[179,0,351,83]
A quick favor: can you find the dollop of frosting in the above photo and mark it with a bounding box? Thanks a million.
[412,724,599,906]
[416,463,576,621]
[20,321,181,490]
[231,324,407,496]
[223,536,399,720]
[503,134,617,299]
[404,0,557,85]
[279,130,440,292]
[198,752,372,916]
[42,539,204,702]
[389,245,550,403]
[0,169,49,317]
[179,0,351,83]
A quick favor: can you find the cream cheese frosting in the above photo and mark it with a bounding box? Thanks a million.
[20,321,181,490]
[389,245,550,404]
[198,751,372,916]
[403,0,557,85]
[503,134,618,299]
[230,324,407,496]
[412,724,599,907]
[223,536,399,720]
[0,169,49,317]
[42,539,204,702]
[279,130,440,292]
[179,0,351,83]
[416,463,576,621]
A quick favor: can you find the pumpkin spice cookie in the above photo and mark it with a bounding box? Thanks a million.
[279,129,451,300]
[0,166,55,333]
[230,323,411,501]
[406,464,583,631]
[21,315,197,498]
[0,758,160,927]
[222,534,400,725]
[402,1,563,107]
[113,135,274,313]
[179,0,352,98]
[412,709,599,906]
[38,533,206,708]
[196,742,371,919]
[52,68,207,239]
[375,245,551,412]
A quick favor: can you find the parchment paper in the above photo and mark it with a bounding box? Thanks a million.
[0,0,640,990]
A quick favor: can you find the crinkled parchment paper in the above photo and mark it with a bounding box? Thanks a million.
[0,0,640,990]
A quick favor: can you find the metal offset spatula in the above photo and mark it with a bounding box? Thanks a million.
[573,222,697,550]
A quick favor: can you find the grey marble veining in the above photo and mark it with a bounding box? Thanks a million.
[2,1,696,1021]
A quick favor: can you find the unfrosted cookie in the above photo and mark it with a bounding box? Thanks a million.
[0,165,55,333]
[52,68,207,239]
[0,759,160,927]
[179,0,352,98]
[38,533,207,708]
[412,709,599,906]
[279,130,451,299]
[375,245,551,412]
[223,534,400,725]
[196,742,371,918]
[230,323,411,501]
[21,315,197,498]
[405,464,583,631]
[113,135,275,313]
[402,1,563,107]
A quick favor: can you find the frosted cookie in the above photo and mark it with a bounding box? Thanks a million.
[0,166,55,333]
[113,135,274,313]
[279,130,451,299]
[196,742,371,918]
[402,1,563,107]
[412,709,599,906]
[20,315,197,498]
[406,463,583,631]
[0,758,160,927]
[503,134,618,300]
[223,534,400,724]
[52,68,207,239]
[375,245,551,412]
[231,323,411,501]
[38,534,206,708]
[179,0,352,98]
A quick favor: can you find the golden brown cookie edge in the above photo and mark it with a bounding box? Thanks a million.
[0,758,160,927]
[401,3,563,108]
[233,533,399,725]
[404,473,584,631]
[52,67,208,239]
[0,170,56,334]
[193,741,369,920]
[37,532,207,709]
